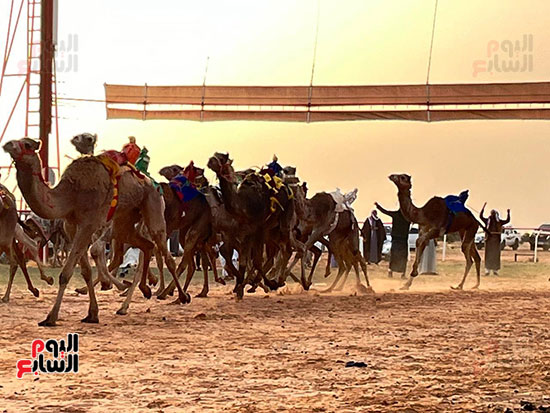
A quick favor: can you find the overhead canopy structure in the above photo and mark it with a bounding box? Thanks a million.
[105,82,550,122]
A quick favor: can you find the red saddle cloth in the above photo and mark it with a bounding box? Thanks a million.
[101,150,128,165]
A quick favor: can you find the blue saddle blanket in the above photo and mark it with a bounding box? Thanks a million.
[444,190,469,214]
[170,174,200,203]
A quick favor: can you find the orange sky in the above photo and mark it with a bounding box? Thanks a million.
[1,0,549,228]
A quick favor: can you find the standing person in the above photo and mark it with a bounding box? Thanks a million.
[419,239,437,275]
[361,209,386,264]
[375,202,410,278]
[480,203,510,275]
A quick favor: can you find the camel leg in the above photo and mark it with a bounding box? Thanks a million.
[77,239,127,295]
[208,246,224,285]
[452,234,475,291]
[234,250,249,300]
[79,253,99,323]
[12,240,40,298]
[154,246,165,295]
[281,251,301,285]
[334,268,350,291]
[401,230,436,291]
[39,225,95,327]
[157,241,191,299]
[324,245,334,278]
[36,260,53,285]
[305,245,324,287]
[358,253,370,287]
[1,263,18,303]
[15,225,54,286]
[94,240,113,290]
[147,267,158,287]
[117,251,145,315]
[306,246,322,285]
[320,264,346,293]
[1,244,19,303]
[301,228,327,290]
[148,227,190,304]
[471,244,482,289]
[196,251,210,298]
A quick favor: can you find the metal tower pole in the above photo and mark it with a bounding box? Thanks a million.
[39,0,54,175]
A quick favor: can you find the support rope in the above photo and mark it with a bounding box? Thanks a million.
[307,0,321,123]
[425,0,439,122]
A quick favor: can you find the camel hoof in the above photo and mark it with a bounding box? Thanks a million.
[119,290,129,297]
[75,286,88,295]
[100,282,112,291]
[156,289,169,300]
[43,276,54,286]
[450,285,463,291]
[1,296,9,303]
[247,286,257,294]
[471,285,479,290]
[215,278,226,286]
[178,291,191,304]
[31,288,40,298]
[399,284,411,291]
[81,315,99,324]
[116,308,128,316]
[196,291,208,298]
[235,286,244,300]
[265,279,280,291]
[38,318,56,327]
[140,284,152,299]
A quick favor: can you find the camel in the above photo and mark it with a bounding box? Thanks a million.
[207,153,293,298]
[319,209,371,293]
[156,163,223,299]
[0,184,45,302]
[282,182,338,289]
[3,137,188,326]
[389,174,481,290]
[68,134,156,297]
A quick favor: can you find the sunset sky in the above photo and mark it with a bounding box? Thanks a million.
[1,0,549,228]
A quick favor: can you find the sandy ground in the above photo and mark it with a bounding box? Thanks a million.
[1,247,550,412]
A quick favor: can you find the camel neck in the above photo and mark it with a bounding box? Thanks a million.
[217,174,241,217]
[397,188,419,224]
[293,187,308,219]
[15,158,63,219]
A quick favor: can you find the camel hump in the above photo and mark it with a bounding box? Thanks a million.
[61,156,111,192]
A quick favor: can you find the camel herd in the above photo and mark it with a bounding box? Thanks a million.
[0,135,483,326]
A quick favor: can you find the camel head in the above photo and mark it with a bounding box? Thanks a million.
[159,164,183,181]
[3,137,41,164]
[70,133,97,155]
[389,174,412,191]
[235,168,255,183]
[207,152,235,182]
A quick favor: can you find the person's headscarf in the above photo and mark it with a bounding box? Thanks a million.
[488,209,500,229]
[368,209,380,226]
